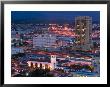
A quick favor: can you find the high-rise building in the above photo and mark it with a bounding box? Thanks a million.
[75,16,92,50]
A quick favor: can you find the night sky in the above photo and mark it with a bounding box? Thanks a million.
[11,11,100,24]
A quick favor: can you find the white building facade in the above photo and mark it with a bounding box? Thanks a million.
[11,47,24,54]
[33,34,56,48]
[27,55,57,70]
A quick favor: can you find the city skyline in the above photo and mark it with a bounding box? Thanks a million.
[11,11,100,77]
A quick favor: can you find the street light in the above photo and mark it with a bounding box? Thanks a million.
[26,72,29,76]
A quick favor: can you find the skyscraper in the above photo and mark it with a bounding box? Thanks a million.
[75,16,92,50]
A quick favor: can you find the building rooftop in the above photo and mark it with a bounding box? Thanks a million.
[29,58,51,63]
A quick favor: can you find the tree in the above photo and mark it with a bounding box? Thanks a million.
[29,68,54,77]
[70,64,83,71]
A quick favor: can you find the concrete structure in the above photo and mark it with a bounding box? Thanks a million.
[33,34,56,48]
[27,55,57,70]
[11,47,24,54]
[75,16,92,50]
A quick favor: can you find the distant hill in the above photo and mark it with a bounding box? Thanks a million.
[11,19,99,24]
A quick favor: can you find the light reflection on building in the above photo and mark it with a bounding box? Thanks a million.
[27,55,57,70]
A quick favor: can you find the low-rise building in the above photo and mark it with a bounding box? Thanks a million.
[33,34,56,48]
[12,47,24,54]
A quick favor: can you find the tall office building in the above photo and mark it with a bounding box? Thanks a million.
[75,16,92,50]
